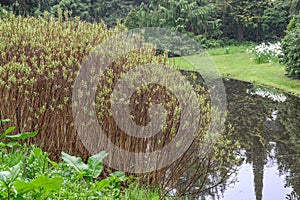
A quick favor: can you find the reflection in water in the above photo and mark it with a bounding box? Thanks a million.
[164,78,299,200]
[209,79,300,200]
[247,87,287,103]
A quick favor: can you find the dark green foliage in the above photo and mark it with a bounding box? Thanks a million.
[0,0,147,26]
[0,119,38,149]
[125,0,221,38]
[262,3,290,40]
[124,0,221,53]
[211,0,298,42]
[0,123,135,199]
[214,0,272,42]
[50,0,92,21]
[90,0,146,26]
[0,0,49,16]
[281,15,300,79]
[0,0,296,43]
[289,0,300,15]
[194,35,224,49]
[0,147,131,199]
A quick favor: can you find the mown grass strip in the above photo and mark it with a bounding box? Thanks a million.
[170,52,300,97]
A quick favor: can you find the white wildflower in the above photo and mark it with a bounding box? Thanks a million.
[250,42,283,64]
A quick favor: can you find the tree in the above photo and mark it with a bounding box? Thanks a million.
[214,0,272,42]
[290,0,300,15]
[261,1,290,41]
[125,0,221,38]
[50,0,91,21]
[0,0,49,16]
[0,0,146,26]
[90,0,146,26]
[281,14,300,79]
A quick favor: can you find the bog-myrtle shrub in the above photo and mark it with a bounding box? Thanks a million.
[0,10,239,197]
[0,10,139,158]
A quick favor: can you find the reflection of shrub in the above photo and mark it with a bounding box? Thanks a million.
[250,42,283,64]
[281,15,300,79]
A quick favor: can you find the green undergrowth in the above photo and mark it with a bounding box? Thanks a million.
[0,119,161,200]
[170,46,300,97]
[205,44,254,56]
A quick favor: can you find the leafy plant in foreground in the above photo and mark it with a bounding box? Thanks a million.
[0,119,38,149]
[0,119,162,199]
[0,162,21,200]
[0,147,133,199]
[0,159,63,200]
[13,173,63,200]
[60,151,127,199]
[0,119,40,172]
[0,120,62,200]
[61,151,108,184]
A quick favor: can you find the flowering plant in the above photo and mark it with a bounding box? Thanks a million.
[249,42,283,64]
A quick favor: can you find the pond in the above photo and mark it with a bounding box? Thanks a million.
[204,79,300,200]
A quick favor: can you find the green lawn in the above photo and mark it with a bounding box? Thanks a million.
[170,51,300,97]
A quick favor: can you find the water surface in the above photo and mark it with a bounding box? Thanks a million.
[210,79,300,200]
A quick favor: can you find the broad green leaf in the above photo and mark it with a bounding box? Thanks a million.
[0,142,6,148]
[87,151,108,178]
[0,126,15,139]
[109,171,126,182]
[110,171,125,178]
[151,196,160,200]
[9,161,22,182]
[29,147,43,158]
[5,141,21,148]
[6,131,38,140]
[0,171,11,183]
[31,175,63,191]
[14,180,36,194]
[0,119,12,123]
[13,195,27,200]
[14,175,63,195]
[94,179,110,190]
[49,160,58,168]
[61,151,88,172]
[0,162,21,184]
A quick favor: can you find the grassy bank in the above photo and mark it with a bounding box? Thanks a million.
[170,47,300,97]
